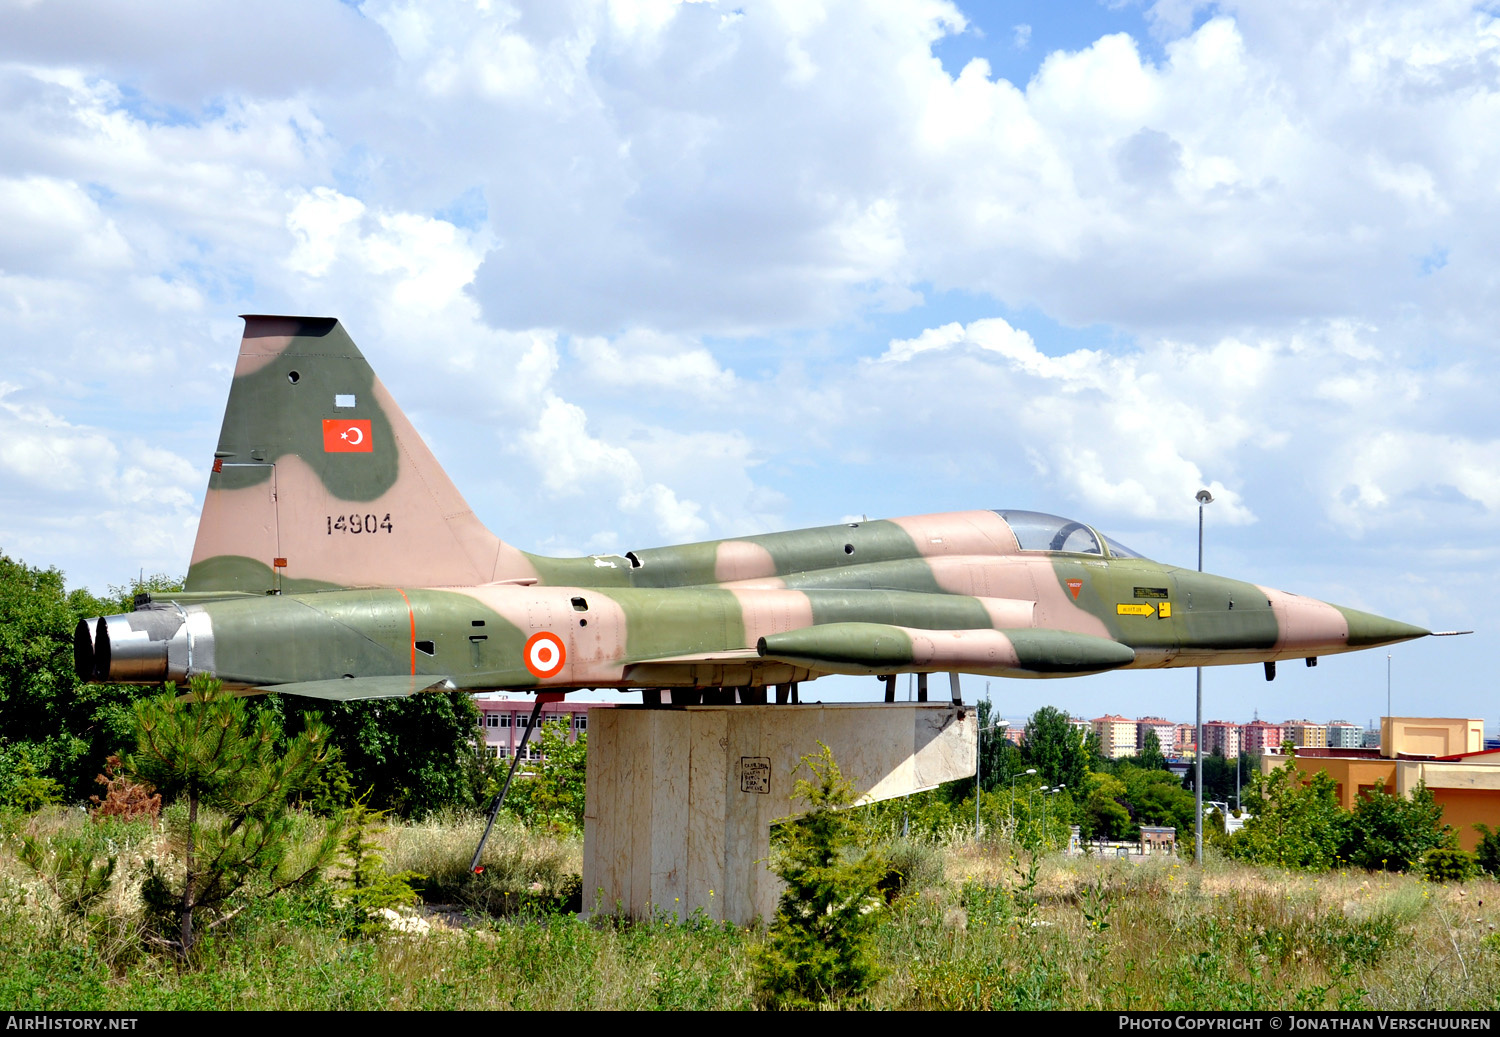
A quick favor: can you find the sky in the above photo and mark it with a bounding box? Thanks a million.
[0,0,1496,732]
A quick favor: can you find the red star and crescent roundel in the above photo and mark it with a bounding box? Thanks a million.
[323,419,373,453]
[524,631,567,680]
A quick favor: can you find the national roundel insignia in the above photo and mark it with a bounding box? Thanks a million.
[524,631,567,679]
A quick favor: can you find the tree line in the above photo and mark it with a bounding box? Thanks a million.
[0,551,491,818]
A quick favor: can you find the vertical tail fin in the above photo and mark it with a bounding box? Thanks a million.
[186,316,536,593]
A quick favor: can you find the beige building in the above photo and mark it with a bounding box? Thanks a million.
[1281,720,1328,749]
[1092,714,1138,759]
[1265,716,1500,853]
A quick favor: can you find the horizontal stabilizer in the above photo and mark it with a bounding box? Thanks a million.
[268,675,456,701]
[134,590,260,607]
[757,623,1135,678]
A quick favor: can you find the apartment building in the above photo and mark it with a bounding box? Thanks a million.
[1092,714,1138,759]
[1174,723,1198,757]
[1282,720,1328,749]
[1326,721,1364,749]
[1137,716,1175,755]
[1202,720,1242,758]
[1240,719,1284,755]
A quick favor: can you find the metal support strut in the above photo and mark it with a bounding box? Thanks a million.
[470,695,548,874]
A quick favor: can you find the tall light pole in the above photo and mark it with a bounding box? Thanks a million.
[1010,768,1037,826]
[1195,488,1214,866]
[1042,785,1065,848]
[975,706,1009,841]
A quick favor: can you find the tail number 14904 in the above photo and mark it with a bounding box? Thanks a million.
[327,514,395,535]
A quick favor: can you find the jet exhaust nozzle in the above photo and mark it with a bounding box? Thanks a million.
[77,608,216,684]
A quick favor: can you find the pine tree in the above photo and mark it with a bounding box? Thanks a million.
[753,743,887,1009]
[129,675,340,957]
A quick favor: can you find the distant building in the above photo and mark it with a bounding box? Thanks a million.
[1092,714,1138,759]
[1137,716,1175,755]
[1002,726,1025,746]
[1203,720,1242,759]
[1326,721,1363,749]
[1282,720,1328,749]
[1240,719,1283,755]
[1174,723,1198,757]
[475,697,612,760]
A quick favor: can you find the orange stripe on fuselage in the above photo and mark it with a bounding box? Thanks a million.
[397,588,415,675]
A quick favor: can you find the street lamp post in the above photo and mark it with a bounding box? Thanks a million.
[1010,768,1037,828]
[1041,785,1065,848]
[1195,488,1214,866]
[975,710,1009,841]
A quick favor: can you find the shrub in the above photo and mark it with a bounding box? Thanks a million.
[1221,765,1345,870]
[89,755,160,823]
[752,743,887,1009]
[1423,847,1478,883]
[1473,824,1500,878]
[1340,781,1450,872]
[336,796,423,935]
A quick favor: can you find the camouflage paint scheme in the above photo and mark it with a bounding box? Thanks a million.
[74,317,1432,702]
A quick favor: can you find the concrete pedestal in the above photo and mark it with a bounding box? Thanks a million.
[581,702,975,925]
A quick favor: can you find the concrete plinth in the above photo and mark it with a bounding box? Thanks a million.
[581,702,975,926]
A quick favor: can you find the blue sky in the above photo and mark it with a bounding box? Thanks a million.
[0,0,1495,731]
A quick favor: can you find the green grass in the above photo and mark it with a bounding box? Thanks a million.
[4,808,1500,1010]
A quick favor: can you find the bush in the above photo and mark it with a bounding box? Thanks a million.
[1221,765,1345,870]
[89,755,160,823]
[1341,781,1450,873]
[1474,825,1500,878]
[1423,847,1479,883]
[752,744,887,1009]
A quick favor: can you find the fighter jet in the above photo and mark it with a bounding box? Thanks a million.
[74,316,1434,704]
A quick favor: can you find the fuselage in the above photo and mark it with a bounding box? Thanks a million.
[76,509,1429,695]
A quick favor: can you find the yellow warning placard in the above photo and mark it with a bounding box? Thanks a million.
[1116,603,1156,617]
[1158,602,1172,618]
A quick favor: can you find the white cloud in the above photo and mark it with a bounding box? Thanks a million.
[572,328,736,393]
[0,0,1495,723]
[520,393,710,543]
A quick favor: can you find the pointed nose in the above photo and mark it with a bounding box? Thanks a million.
[1332,605,1430,648]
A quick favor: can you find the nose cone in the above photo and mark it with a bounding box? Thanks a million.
[1331,604,1430,648]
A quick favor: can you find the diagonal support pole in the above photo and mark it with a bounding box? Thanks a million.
[470,694,550,874]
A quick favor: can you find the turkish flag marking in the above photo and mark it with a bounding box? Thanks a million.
[323,419,373,453]
[1066,578,1083,600]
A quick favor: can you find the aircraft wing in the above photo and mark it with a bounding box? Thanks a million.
[267,675,457,701]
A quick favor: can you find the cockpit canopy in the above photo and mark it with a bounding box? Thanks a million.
[995,510,1145,559]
